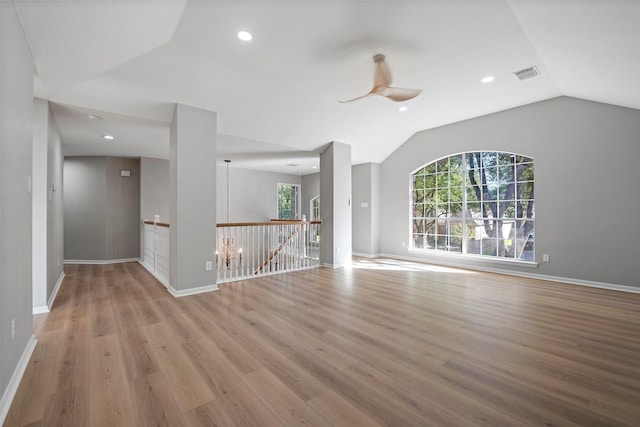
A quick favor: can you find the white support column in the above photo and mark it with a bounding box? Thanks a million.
[320,141,352,268]
[169,104,217,296]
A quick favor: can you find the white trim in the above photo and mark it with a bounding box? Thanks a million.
[32,306,49,315]
[48,271,65,308]
[32,271,65,315]
[137,259,170,289]
[137,260,218,297]
[322,263,345,269]
[64,258,139,265]
[167,283,219,298]
[380,253,640,294]
[406,248,539,268]
[0,335,37,425]
[352,252,381,259]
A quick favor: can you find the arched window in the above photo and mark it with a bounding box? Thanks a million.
[310,195,320,221]
[411,152,534,261]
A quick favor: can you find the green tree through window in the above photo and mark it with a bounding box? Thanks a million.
[412,152,534,260]
[277,183,300,219]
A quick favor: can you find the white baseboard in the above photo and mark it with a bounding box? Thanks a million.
[48,271,65,309]
[352,252,381,259]
[137,260,170,289]
[32,306,49,315]
[64,258,139,265]
[0,335,37,425]
[137,260,217,297]
[379,253,640,295]
[32,271,65,315]
[322,263,346,269]
[167,283,219,298]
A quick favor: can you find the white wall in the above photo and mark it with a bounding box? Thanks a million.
[0,1,35,419]
[380,96,640,288]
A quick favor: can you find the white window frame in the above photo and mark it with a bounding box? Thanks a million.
[409,151,535,264]
[310,195,320,221]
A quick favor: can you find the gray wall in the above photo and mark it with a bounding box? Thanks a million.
[380,96,640,288]
[1,0,34,411]
[64,156,140,261]
[46,104,64,301]
[140,157,170,258]
[352,163,381,256]
[138,159,304,226]
[141,157,170,222]
[320,142,352,267]
[169,104,217,292]
[301,172,320,220]
[216,165,301,223]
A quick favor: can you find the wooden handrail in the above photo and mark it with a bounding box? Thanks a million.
[217,220,321,227]
[143,220,170,228]
[254,224,303,274]
[143,220,321,228]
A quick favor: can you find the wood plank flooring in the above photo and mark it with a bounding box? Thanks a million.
[5,259,640,426]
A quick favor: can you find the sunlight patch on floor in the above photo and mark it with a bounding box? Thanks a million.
[349,257,476,274]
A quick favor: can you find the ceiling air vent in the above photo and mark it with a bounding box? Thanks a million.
[514,66,540,81]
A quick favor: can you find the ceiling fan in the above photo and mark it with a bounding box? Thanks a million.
[340,54,422,103]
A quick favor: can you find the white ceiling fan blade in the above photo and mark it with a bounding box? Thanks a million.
[382,87,422,102]
[339,92,376,103]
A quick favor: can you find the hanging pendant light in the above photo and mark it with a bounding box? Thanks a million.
[218,160,242,270]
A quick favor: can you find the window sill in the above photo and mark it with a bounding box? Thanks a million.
[407,248,539,269]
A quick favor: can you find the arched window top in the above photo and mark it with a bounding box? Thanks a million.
[411,151,534,261]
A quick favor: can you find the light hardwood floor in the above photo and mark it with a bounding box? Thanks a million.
[5,259,640,426]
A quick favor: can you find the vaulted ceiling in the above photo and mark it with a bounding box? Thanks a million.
[15,0,640,174]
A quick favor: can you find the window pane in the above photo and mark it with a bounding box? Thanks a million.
[467,202,482,218]
[498,152,516,165]
[467,238,481,255]
[277,184,299,219]
[450,155,463,174]
[436,158,449,172]
[424,174,437,189]
[482,238,497,256]
[499,201,516,218]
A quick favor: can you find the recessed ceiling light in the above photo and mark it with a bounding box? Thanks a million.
[87,114,102,120]
[237,31,252,41]
[102,135,114,140]
[311,166,317,169]
[481,76,494,83]
[399,106,408,112]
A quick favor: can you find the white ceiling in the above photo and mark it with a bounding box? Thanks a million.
[15,0,640,174]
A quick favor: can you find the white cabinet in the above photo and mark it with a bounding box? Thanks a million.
[141,222,170,288]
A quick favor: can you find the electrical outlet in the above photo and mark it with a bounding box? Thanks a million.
[205,261,213,271]
[11,318,16,341]
[336,247,340,254]
[543,253,550,262]
[401,241,406,248]
[57,258,60,267]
